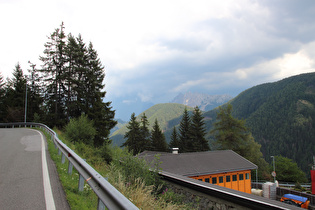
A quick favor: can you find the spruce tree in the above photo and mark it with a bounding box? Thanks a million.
[122,113,142,155]
[0,73,5,121]
[151,119,168,152]
[190,106,210,151]
[5,63,26,122]
[39,22,67,127]
[26,61,43,122]
[84,41,117,146]
[140,113,151,150]
[169,127,180,150]
[178,108,192,152]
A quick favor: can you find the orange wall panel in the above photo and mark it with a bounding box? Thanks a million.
[190,170,252,194]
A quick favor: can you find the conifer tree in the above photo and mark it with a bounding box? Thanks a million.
[39,22,67,127]
[0,73,6,121]
[210,104,247,154]
[140,113,151,150]
[5,63,26,122]
[122,113,142,155]
[169,127,180,149]
[26,61,43,122]
[84,41,117,146]
[151,119,168,152]
[210,104,270,179]
[178,108,192,152]
[190,106,210,151]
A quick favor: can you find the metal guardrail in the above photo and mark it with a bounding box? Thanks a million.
[0,122,139,210]
[160,171,302,210]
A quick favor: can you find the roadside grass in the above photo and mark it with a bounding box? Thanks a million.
[42,128,193,209]
[43,129,98,209]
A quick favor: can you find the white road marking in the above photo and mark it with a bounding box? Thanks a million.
[35,130,56,210]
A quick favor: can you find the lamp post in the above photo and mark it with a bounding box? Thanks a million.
[24,82,27,123]
[271,156,276,182]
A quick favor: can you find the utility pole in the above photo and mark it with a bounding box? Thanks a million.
[24,82,27,123]
[271,156,276,182]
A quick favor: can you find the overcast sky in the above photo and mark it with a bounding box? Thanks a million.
[1,0,315,119]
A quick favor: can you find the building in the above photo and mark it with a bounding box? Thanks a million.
[138,150,258,194]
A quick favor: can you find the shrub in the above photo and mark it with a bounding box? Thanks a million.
[65,114,96,145]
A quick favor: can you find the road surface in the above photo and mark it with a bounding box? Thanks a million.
[0,128,70,210]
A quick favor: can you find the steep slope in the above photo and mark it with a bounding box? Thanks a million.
[110,103,193,146]
[201,72,315,175]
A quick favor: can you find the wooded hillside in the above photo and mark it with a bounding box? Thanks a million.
[206,72,315,175]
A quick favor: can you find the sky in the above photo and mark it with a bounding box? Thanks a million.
[1,0,315,120]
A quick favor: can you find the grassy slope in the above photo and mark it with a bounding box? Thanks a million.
[110,103,194,146]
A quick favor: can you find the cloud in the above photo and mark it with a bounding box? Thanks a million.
[1,0,315,119]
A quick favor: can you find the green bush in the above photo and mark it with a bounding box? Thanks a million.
[64,114,96,145]
[111,148,163,192]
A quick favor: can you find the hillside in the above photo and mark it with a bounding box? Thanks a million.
[200,72,315,176]
[171,92,233,111]
[110,103,194,147]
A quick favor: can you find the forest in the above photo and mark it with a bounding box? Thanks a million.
[0,23,117,147]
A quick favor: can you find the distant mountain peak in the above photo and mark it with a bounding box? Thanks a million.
[171,92,233,111]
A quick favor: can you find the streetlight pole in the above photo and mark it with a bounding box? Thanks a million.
[271,156,275,182]
[24,82,27,123]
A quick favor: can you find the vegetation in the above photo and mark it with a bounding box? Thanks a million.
[190,106,210,151]
[151,119,168,152]
[0,22,116,148]
[110,103,194,146]
[43,127,192,209]
[210,104,270,179]
[228,73,315,179]
[122,106,210,154]
[178,108,192,152]
[178,106,210,152]
[169,127,180,149]
[122,113,144,155]
[273,155,308,183]
[64,114,96,145]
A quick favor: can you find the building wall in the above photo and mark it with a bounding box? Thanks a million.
[189,170,252,193]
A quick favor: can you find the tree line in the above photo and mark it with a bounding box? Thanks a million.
[0,23,117,147]
[123,106,209,155]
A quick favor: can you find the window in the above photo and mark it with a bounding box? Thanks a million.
[226,175,230,182]
[232,175,237,181]
[239,174,244,181]
[212,177,217,184]
[198,179,202,181]
[246,173,250,180]
[219,176,224,183]
[205,178,209,183]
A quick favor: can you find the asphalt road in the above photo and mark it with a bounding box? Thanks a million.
[0,128,70,210]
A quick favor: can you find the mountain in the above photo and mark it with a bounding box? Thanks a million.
[171,92,233,111]
[197,73,315,177]
[110,73,315,177]
[110,103,194,147]
[110,119,127,136]
[228,73,315,176]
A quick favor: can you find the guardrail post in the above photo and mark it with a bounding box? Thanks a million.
[61,153,66,164]
[58,148,61,155]
[97,198,106,210]
[68,161,73,175]
[78,174,84,191]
